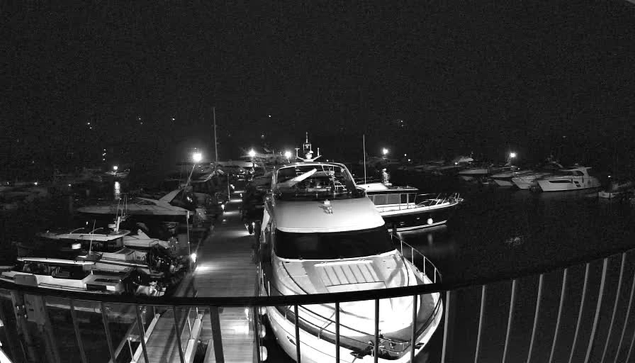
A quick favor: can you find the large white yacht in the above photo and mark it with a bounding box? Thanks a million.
[536,166,601,192]
[258,140,443,362]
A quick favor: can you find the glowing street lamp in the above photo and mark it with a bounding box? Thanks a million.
[113,165,119,172]
[509,152,517,159]
[187,151,203,186]
[382,148,389,158]
[248,149,256,158]
[284,150,292,163]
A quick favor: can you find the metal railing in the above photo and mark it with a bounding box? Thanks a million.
[2,246,635,363]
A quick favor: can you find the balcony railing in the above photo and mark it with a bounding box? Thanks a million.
[1,244,635,362]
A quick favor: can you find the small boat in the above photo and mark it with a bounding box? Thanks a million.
[258,136,443,362]
[536,166,601,192]
[358,182,462,232]
[0,257,161,296]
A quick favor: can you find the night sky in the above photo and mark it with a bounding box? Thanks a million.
[3,1,635,178]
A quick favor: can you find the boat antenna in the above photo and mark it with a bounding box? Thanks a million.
[363,134,367,184]
[88,220,97,254]
[213,106,218,163]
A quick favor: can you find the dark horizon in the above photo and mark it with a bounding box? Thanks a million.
[3,1,635,178]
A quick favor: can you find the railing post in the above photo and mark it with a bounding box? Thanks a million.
[135,304,149,363]
[9,290,38,362]
[441,290,451,363]
[69,300,88,363]
[172,306,185,363]
[614,266,635,363]
[583,258,609,363]
[374,298,380,363]
[294,304,301,363]
[209,306,225,363]
[410,294,418,363]
[100,301,116,362]
[548,268,569,363]
[527,274,544,363]
[335,302,340,363]
[600,253,626,363]
[568,263,591,363]
[501,279,518,363]
[474,285,487,363]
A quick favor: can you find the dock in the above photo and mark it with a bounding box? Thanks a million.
[130,191,259,363]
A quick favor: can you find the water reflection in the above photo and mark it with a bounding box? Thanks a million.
[113,181,121,200]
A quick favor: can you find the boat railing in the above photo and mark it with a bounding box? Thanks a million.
[5,245,635,363]
[414,192,463,208]
[393,234,442,284]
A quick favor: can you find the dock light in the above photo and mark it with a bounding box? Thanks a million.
[382,148,389,156]
[192,152,203,163]
[284,150,292,162]
[248,149,256,158]
[113,165,118,171]
[509,152,517,159]
[190,252,197,263]
[33,181,38,186]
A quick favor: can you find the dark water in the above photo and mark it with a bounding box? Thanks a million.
[397,172,635,285]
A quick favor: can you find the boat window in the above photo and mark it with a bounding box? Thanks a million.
[386,194,400,205]
[51,265,86,279]
[22,262,49,275]
[401,194,409,204]
[274,226,394,259]
[373,195,387,205]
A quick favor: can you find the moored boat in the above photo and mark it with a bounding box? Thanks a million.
[258,138,443,362]
[358,182,462,232]
[536,166,601,192]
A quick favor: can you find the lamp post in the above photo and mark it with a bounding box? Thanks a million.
[507,152,517,165]
[187,152,203,187]
[248,149,256,168]
[284,150,292,163]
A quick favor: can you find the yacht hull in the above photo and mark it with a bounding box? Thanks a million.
[263,284,443,363]
[537,177,601,192]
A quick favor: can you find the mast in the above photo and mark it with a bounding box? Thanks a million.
[213,106,218,163]
[363,134,367,184]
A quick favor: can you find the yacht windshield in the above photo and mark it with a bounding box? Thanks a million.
[275,164,360,200]
[275,226,394,259]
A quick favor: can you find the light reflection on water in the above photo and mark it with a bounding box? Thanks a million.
[113,181,121,200]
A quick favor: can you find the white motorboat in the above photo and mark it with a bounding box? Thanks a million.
[77,189,206,222]
[490,168,532,187]
[536,166,601,192]
[18,224,189,294]
[258,142,443,362]
[358,182,462,232]
[457,163,492,181]
[0,257,156,295]
[511,161,564,190]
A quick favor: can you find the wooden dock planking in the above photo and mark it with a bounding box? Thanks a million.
[193,199,258,298]
[200,307,255,363]
[131,194,259,362]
